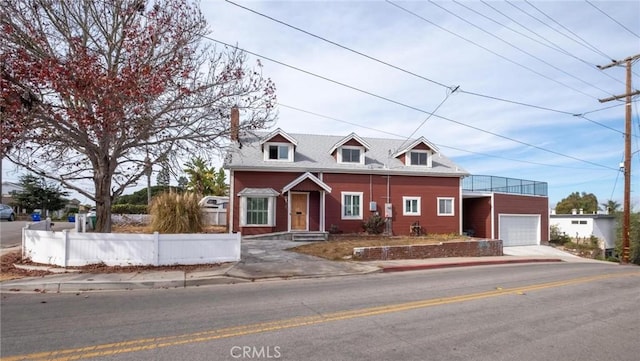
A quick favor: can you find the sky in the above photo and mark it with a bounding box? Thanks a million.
[3,0,639,208]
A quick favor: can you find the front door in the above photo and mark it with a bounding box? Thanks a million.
[291,193,308,231]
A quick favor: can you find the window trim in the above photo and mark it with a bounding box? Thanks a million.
[239,196,276,227]
[406,150,432,167]
[337,146,365,164]
[437,197,455,216]
[263,142,293,162]
[403,196,421,216]
[341,191,363,220]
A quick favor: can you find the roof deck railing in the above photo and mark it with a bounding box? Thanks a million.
[463,175,548,197]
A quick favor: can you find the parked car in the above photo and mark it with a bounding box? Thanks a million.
[0,203,16,221]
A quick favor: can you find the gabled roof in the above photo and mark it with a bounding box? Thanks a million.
[282,172,332,193]
[392,136,440,158]
[328,132,371,154]
[224,131,469,177]
[259,128,298,147]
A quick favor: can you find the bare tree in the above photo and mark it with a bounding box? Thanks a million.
[0,0,277,232]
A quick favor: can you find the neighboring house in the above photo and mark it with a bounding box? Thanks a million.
[550,212,616,256]
[224,122,549,244]
[1,181,24,214]
[462,175,549,246]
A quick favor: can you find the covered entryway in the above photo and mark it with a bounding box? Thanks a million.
[290,192,308,231]
[499,214,540,246]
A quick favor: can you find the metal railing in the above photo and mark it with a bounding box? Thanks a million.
[463,175,548,196]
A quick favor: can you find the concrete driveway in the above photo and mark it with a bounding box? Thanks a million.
[503,245,601,262]
[228,238,380,279]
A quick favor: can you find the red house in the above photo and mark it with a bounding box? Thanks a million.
[224,125,548,244]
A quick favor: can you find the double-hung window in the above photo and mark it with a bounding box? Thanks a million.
[410,152,428,166]
[437,197,455,216]
[342,192,363,220]
[403,196,421,216]
[338,146,364,164]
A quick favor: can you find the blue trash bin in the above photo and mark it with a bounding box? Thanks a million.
[32,213,41,221]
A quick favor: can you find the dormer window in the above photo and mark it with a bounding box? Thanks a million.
[338,146,364,164]
[408,150,432,167]
[264,142,293,162]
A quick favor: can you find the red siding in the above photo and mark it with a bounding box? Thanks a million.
[492,193,549,243]
[463,197,492,238]
[232,171,462,236]
[322,173,460,236]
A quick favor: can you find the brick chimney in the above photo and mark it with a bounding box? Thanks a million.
[230,106,239,142]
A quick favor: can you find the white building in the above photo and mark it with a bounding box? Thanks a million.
[550,213,617,255]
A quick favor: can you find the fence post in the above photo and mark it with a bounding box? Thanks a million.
[153,232,160,266]
[63,229,69,268]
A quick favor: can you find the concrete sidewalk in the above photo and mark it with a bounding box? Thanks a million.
[0,243,606,293]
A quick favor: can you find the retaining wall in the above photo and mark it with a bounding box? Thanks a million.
[353,239,503,261]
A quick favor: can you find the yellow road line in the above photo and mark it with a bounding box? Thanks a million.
[5,271,639,361]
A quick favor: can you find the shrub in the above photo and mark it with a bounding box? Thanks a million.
[362,214,386,234]
[149,192,202,234]
[111,204,148,214]
[549,224,570,245]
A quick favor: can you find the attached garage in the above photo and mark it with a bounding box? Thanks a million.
[498,214,540,246]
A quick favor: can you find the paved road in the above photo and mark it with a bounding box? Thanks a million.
[2,262,639,360]
[0,221,75,248]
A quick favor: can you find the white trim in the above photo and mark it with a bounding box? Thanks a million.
[405,150,433,167]
[437,197,455,216]
[259,128,298,146]
[263,142,294,162]
[341,191,364,220]
[337,145,365,164]
[239,195,276,227]
[282,172,332,193]
[402,196,421,216]
[392,136,440,158]
[329,132,372,154]
[229,170,235,233]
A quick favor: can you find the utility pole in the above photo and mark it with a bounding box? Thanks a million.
[598,54,640,264]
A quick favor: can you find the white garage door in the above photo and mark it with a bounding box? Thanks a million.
[499,214,540,247]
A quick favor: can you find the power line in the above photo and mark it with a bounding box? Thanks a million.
[478,0,626,87]
[585,0,640,39]
[277,102,610,171]
[440,0,613,96]
[387,0,599,100]
[224,0,627,135]
[509,1,613,61]
[525,0,614,60]
[397,86,457,151]
[207,36,619,171]
[223,0,450,88]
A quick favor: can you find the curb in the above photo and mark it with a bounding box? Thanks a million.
[382,258,564,272]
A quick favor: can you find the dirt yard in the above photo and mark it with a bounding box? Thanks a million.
[292,234,469,260]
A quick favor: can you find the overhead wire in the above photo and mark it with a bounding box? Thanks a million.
[277,102,610,171]
[206,36,619,172]
[224,0,626,134]
[386,0,602,100]
[585,0,640,39]
[397,86,458,151]
[478,0,626,87]
[438,0,613,97]
[506,1,612,61]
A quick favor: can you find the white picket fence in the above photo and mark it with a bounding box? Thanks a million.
[23,228,241,267]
